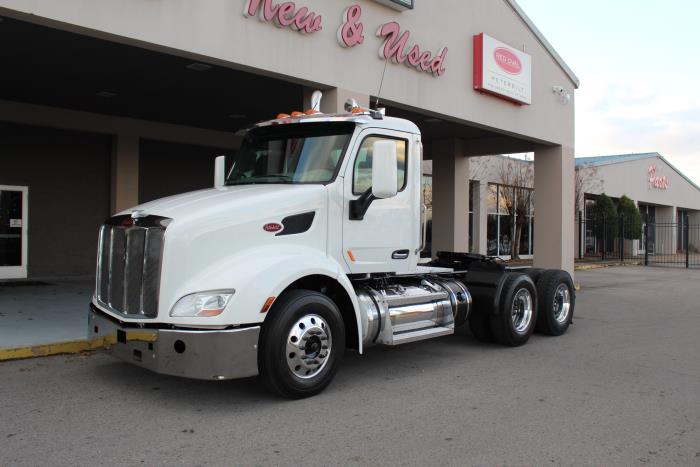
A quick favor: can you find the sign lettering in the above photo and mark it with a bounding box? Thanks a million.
[377,22,447,76]
[648,165,669,190]
[243,0,322,34]
[338,5,364,48]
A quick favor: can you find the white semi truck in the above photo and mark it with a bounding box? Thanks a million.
[89,94,575,398]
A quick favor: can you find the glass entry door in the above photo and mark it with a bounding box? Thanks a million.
[0,186,28,279]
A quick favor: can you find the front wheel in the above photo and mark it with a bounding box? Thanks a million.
[490,273,538,346]
[258,289,345,399]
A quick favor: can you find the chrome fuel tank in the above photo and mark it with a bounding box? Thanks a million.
[357,278,471,347]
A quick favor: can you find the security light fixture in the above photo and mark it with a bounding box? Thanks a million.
[186,62,212,72]
[96,91,117,98]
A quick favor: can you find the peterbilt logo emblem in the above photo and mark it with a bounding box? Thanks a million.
[263,223,283,233]
[494,47,522,75]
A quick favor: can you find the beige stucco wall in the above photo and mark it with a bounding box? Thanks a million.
[0,0,576,146]
[577,156,700,211]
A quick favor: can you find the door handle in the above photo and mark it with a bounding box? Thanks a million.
[392,249,410,260]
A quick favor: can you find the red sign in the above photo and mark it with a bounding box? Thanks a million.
[263,223,284,233]
[377,22,448,76]
[494,48,522,75]
[243,0,322,34]
[473,33,532,105]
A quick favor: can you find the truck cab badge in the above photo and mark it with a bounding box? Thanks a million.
[263,223,283,233]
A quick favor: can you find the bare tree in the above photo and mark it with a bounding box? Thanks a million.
[574,164,602,219]
[497,155,534,259]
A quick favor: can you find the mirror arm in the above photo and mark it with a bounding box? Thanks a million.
[349,188,377,221]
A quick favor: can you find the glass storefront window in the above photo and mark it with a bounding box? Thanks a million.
[499,215,512,254]
[487,184,498,214]
[499,185,513,214]
[487,214,498,255]
[486,183,534,257]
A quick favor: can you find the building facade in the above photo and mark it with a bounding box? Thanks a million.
[424,152,700,259]
[0,0,578,280]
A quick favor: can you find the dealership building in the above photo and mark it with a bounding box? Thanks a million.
[422,152,700,259]
[0,0,579,281]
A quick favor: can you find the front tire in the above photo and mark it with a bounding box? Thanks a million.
[490,273,538,347]
[535,270,575,336]
[258,289,345,399]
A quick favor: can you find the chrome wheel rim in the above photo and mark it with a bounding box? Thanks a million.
[286,314,332,379]
[553,284,571,324]
[511,289,533,334]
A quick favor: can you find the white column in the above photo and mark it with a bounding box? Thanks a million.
[533,145,575,274]
[111,133,139,214]
[432,139,469,255]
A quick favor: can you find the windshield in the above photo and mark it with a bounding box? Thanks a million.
[226,122,355,185]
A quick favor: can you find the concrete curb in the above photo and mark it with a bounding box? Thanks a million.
[0,339,105,362]
[574,261,643,271]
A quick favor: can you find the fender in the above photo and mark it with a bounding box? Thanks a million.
[159,245,365,354]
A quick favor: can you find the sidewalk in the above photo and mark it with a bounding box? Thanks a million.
[0,278,93,359]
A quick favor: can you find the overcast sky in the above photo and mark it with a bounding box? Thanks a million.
[516,0,700,185]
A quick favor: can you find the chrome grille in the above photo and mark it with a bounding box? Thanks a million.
[96,215,169,318]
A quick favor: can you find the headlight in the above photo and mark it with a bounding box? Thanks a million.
[170,290,235,317]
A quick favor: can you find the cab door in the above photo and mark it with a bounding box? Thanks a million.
[341,129,419,274]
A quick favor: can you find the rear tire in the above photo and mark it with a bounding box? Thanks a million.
[535,270,575,336]
[258,289,345,399]
[490,273,538,347]
[523,267,545,283]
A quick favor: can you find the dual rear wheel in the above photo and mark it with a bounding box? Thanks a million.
[468,269,575,346]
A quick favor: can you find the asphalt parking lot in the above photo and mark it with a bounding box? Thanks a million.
[1,266,699,466]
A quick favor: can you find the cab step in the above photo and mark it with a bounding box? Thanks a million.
[389,326,454,345]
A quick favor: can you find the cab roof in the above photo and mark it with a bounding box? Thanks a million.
[252,112,421,135]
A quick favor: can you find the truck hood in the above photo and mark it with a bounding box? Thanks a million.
[122,184,326,222]
[123,184,330,317]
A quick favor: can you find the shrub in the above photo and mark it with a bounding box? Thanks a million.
[618,195,642,240]
[590,193,617,220]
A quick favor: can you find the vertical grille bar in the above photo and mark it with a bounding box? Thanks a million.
[97,225,111,305]
[124,228,146,314]
[96,215,169,318]
[141,229,164,317]
[109,227,126,311]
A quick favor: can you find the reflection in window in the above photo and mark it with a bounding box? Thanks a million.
[353,137,407,195]
[486,183,535,257]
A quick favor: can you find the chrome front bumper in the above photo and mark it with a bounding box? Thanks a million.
[88,305,260,380]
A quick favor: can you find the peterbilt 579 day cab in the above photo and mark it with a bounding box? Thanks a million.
[89,94,575,398]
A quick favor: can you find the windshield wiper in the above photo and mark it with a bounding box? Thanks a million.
[227,174,294,185]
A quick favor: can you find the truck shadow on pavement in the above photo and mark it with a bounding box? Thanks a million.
[87,328,514,405]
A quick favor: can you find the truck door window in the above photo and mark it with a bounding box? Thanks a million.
[352,137,407,195]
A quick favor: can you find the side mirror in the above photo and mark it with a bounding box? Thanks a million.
[371,140,398,199]
[214,155,226,188]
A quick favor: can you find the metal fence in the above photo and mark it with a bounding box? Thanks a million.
[578,215,700,268]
